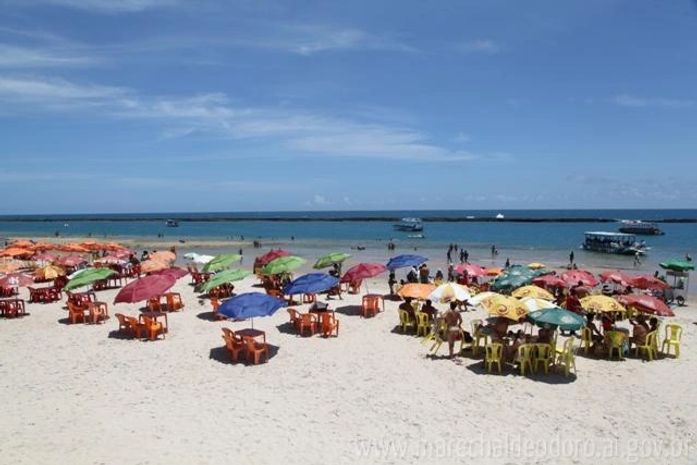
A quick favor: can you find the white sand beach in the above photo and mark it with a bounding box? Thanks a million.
[1,273,695,465]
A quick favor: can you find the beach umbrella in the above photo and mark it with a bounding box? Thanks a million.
[150,251,176,264]
[35,264,66,280]
[512,285,554,300]
[202,253,242,273]
[261,256,306,275]
[155,267,189,281]
[599,270,633,287]
[468,291,500,306]
[561,270,599,288]
[532,274,566,288]
[94,254,128,265]
[255,249,291,267]
[283,273,339,295]
[485,267,503,277]
[618,295,674,317]
[397,283,436,300]
[527,307,586,331]
[520,297,558,312]
[491,274,531,292]
[340,263,387,283]
[313,252,351,269]
[453,263,486,277]
[0,272,34,287]
[386,254,428,271]
[427,283,472,303]
[114,274,176,304]
[10,239,34,248]
[527,262,546,270]
[659,259,695,272]
[55,255,88,267]
[0,247,33,258]
[579,295,625,313]
[200,268,251,293]
[183,253,215,264]
[30,242,57,252]
[479,294,528,321]
[32,252,56,262]
[0,261,22,273]
[61,243,90,253]
[141,259,170,274]
[64,268,116,291]
[217,292,286,327]
[628,275,669,290]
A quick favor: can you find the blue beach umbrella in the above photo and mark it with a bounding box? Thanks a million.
[283,272,339,296]
[218,292,286,328]
[386,254,428,271]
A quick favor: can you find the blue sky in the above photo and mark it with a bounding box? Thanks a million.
[1,0,696,214]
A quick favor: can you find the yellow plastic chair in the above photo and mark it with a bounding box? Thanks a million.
[606,331,626,360]
[515,344,534,376]
[426,318,446,353]
[485,343,503,373]
[580,327,592,355]
[534,343,555,374]
[662,324,683,358]
[555,338,576,377]
[415,311,430,337]
[471,319,487,355]
[398,309,416,334]
[635,331,658,361]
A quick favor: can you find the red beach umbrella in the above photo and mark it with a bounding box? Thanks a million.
[454,263,486,277]
[255,249,291,268]
[55,255,88,267]
[114,274,176,304]
[32,252,57,262]
[561,270,599,288]
[0,272,35,287]
[618,294,674,317]
[340,263,387,283]
[629,275,669,291]
[599,270,633,287]
[532,274,566,288]
[155,267,189,280]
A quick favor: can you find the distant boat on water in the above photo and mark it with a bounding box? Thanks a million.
[618,220,664,236]
[393,217,423,232]
[581,231,649,255]
[165,219,179,227]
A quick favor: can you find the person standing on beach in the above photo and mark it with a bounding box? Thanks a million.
[505,257,510,268]
[569,250,575,266]
[447,248,452,262]
[633,252,641,267]
[444,302,464,358]
[388,271,397,295]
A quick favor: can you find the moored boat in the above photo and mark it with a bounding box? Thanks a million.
[393,217,423,232]
[618,220,664,235]
[581,231,648,255]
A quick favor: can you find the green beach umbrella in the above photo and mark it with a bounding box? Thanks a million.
[261,256,306,275]
[313,252,351,269]
[202,253,242,273]
[64,268,116,291]
[659,259,695,272]
[527,307,586,332]
[200,268,251,293]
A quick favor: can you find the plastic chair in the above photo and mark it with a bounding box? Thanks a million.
[298,313,317,336]
[211,297,225,320]
[88,302,108,324]
[606,331,626,360]
[319,311,340,337]
[361,295,380,318]
[635,331,658,361]
[67,302,88,324]
[485,343,503,374]
[115,313,131,334]
[533,343,555,374]
[146,297,161,312]
[415,311,430,337]
[287,308,301,331]
[243,336,268,364]
[471,319,487,355]
[398,309,416,334]
[165,293,184,311]
[580,327,592,354]
[515,344,534,375]
[221,328,244,362]
[302,293,316,304]
[662,324,683,358]
[141,316,165,341]
[125,316,145,338]
[555,337,577,377]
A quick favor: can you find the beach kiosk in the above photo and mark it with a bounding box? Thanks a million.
[659,259,694,306]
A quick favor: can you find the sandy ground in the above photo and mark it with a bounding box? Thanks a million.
[1,274,696,465]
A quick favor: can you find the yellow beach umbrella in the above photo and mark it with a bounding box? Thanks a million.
[527,262,546,270]
[35,264,66,280]
[580,295,625,313]
[512,285,554,300]
[485,267,503,277]
[479,294,528,321]
[397,283,436,300]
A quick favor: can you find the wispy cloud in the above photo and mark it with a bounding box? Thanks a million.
[0,44,95,68]
[0,75,475,162]
[456,39,502,54]
[9,0,180,13]
[612,94,694,109]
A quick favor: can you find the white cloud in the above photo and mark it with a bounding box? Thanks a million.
[612,94,694,108]
[457,39,501,54]
[0,74,483,162]
[0,44,94,68]
[9,0,180,13]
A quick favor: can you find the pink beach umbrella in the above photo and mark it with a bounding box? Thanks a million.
[155,267,189,280]
[599,270,633,287]
[114,274,176,304]
[561,270,599,288]
[618,294,674,317]
[454,263,487,277]
[340,263,387,283]
[56,255,88,267]
[629,275,669,291]
[0,272,35,287]
[532,274,566,289]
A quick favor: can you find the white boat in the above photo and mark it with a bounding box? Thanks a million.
[393,217,423,232]
[581,231,649,255]
[407,233,425,239]
[165,219,179,227]
[618,220,664,236]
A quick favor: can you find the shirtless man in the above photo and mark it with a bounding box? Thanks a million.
[399,297,416,320]
[444,302,463,358]
[629,314,649,347]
